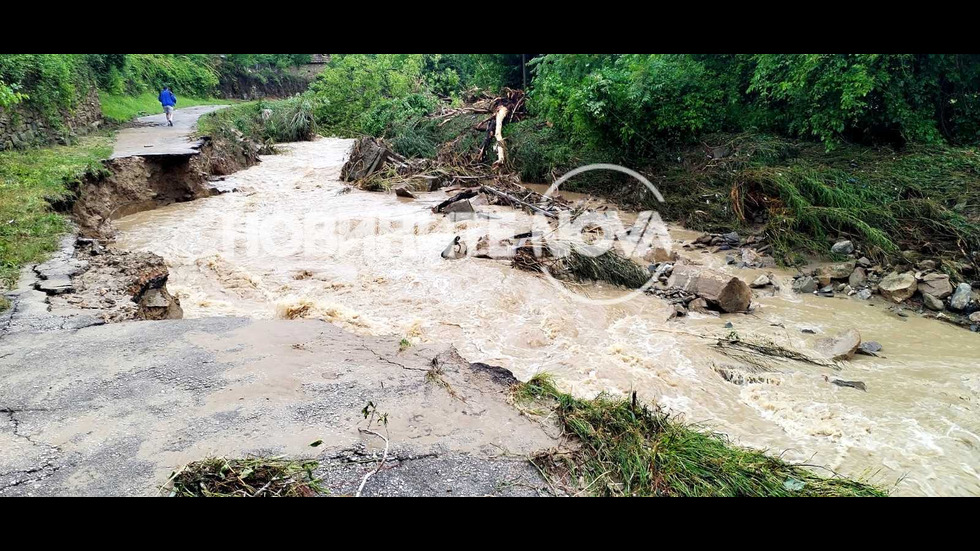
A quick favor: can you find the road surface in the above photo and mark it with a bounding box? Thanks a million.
[110,105,228,159]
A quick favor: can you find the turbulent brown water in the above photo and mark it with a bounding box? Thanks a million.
[115,138,980,496]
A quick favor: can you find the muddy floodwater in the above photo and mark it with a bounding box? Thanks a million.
[115,138,980,496]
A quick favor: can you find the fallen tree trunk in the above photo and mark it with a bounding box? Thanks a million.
[668,264,752,313]
[481,185,557,219]
[492,105,508,167]
[341,137,408,182]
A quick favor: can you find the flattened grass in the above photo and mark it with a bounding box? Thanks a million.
[516,374,886,497]
[0,135,112,289]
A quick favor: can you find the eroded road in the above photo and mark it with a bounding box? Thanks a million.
[0,110,557,496]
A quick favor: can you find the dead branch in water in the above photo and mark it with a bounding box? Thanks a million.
[713,338,838,370]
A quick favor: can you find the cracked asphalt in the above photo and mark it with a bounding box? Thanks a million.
[0,316,558,496]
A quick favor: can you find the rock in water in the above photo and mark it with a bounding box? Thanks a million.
[856,289,873,300]
[441,236,468,260]
[793,276,818,294]
[918,273,953,300]
[815,329,862,361]
[750,274,771,288]
[687,297,710,314]
[831,240,854,254]
[393,186,416,199]
[879,271,918,303]
[848,267,867,288]
[443,199,475,214]
[668,265,752,313]
[970,312,980,323]
[831,379,867,391]
[949,283,973,311]
[643,246,677,264]
[922,293,945,311]
[858,341,882,356]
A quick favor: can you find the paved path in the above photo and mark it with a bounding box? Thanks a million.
[110,105,228,159]
[0,315,556,496]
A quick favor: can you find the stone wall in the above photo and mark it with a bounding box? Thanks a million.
[0,86,103,151]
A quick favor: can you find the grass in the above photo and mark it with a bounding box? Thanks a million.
[0,134,112,289]
[198,97,317,147]
[166,456,324,497]
[99,91,234,124]
[515,374,887,497]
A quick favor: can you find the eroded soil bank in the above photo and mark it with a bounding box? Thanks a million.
[112,138,980,496]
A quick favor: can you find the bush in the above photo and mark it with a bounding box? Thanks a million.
[529,54,740,156]
[750,54,980,148]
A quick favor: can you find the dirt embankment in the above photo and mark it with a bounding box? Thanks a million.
[68,133,260,239]
[19,128,264,326]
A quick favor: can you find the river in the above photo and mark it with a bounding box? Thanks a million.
[114,137,980,496]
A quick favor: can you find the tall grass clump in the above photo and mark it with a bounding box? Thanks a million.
[199,97,318,146]
[516,374,887,497]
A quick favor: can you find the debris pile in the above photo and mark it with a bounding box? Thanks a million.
[166,457,322,497]
[46,237,183,323]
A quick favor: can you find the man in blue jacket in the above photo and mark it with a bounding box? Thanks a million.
[159,86,177,127]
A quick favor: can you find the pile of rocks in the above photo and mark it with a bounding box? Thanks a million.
[791,257,876,299]
[686,231,776,269]
[792,239,980,331]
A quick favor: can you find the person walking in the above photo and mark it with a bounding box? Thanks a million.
[159,86,177,127]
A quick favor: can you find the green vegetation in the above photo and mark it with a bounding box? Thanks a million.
[167,456,324,497]
[0,79,26,108]
[98,91,233,123]
[515,374,886,497]
[0,135,112,286]
[0,54,313,127]
[197,97,316,147]
[278,54,978,270]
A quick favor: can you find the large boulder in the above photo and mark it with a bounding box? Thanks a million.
[815,329,862,361]
[668,264,752,313]
[879,271,918,303]
[831,240,854,255]
[950,283,974,311]
[922,293,945,312]
[792,276,818,294]
[817,260,857,284]
[848,267,867,288]
[750,274,771,288]
[918,273,953,300]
